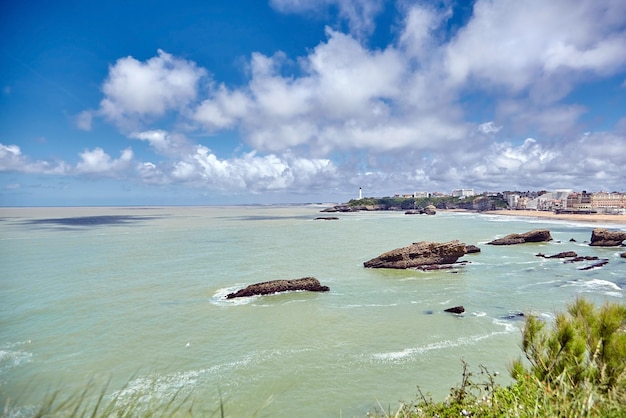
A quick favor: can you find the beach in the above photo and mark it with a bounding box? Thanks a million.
[482,209,626,225]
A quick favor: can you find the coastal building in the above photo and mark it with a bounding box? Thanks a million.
[591,191,626,214]
[526,190,572,211]
[451,189,475,198]
[507,194,520,209]
[565,191,594,213]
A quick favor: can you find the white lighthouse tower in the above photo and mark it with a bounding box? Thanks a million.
[359,187,362,199]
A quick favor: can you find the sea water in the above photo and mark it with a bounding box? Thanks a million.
[1,206,625,417]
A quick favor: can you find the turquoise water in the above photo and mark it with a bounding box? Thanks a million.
[1,206,625,417]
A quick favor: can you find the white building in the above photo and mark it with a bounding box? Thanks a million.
[451,189,475,198]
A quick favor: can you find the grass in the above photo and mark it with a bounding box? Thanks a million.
[3,297,625,417]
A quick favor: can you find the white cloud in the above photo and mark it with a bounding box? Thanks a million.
[76,148,134,175]
[444,0,626,93]
[270,0,384,38]
[98,49,207,130]
[167,145,337,192]
[478,121,502,134]
[75,110,93,131]
[0,143,69,174]
[129,129,193,157]
[59,1,626,198]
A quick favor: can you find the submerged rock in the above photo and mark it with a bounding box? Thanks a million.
[363,240,467,269]
[579,259,609,270]
[444,306,465,314]
[487,229,552,245]
[315,216,339,220]
[226,277,330,299]
[536,251,578,258]
[589,228,626,247]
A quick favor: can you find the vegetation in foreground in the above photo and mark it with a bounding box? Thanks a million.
[3,298,625,417]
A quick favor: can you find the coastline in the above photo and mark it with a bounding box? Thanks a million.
[478,209,626,225]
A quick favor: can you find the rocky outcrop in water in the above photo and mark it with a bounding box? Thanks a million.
[465,245,481,254]
[579,259,609,270]
[226,277,330,299]
[315,216,339,220]
[363,240,467,269]
[589,228,626,247]
[404,205,436,215]
[445,306,465,314]
[536,251,578,258]
[487,229,552,245]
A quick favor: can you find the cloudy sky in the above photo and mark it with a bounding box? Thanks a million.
[1,0,625,206]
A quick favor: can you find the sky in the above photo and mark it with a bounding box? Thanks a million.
[1,0,625,206]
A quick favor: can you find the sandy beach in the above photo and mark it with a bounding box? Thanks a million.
[481,209,626,225]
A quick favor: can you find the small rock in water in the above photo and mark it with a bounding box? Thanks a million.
[444,306,465,314]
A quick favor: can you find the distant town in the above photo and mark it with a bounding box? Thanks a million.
[349,188,626,215]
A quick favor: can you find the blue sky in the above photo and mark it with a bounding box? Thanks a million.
[1,0,625,206]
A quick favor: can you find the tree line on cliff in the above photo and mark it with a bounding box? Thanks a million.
[347,194,508,211]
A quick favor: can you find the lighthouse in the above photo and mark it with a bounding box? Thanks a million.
[359,187,362,199]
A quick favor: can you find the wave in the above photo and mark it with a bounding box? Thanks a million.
[370,318,517,363]
[560,279,623,298]
[0,341,33,376]
[109,346,316,406]
[210,286,258,306]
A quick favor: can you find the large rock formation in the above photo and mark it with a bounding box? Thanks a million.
[589,228,626,246]
[226,277,330,299]
[363,240,467,269]
[487,229,552,245]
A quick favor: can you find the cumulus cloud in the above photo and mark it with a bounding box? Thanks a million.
[0,144,69,174]
[59,0,626,197]
[76,148,134,175]
[129,129,194,157]
[165,145,337,192]
[98,49,207,130]
[444,0,626,94]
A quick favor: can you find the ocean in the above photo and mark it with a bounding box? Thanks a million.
[1,205,625,417]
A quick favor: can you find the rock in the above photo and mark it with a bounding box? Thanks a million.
[579,259,609,270]
[445,306,465,314]
[589,228,626,247]
[564,256,599,263]
[315,217,339,220]
[422,205,437,215]
[621,252,626,259]
[404,205,437,215]
[569,238,577,242]
[226,277,330,299]
[487,229,552,245]
[536,251,578,258]
[501,312,525,320]
[465,245,481,254]
[363,240,467,269]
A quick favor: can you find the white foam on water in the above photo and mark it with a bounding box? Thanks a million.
[210,286,259,306]
[0,341,33,374]
[561,279,623,297]
[343,303,399,309]
[370,319,517,363]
